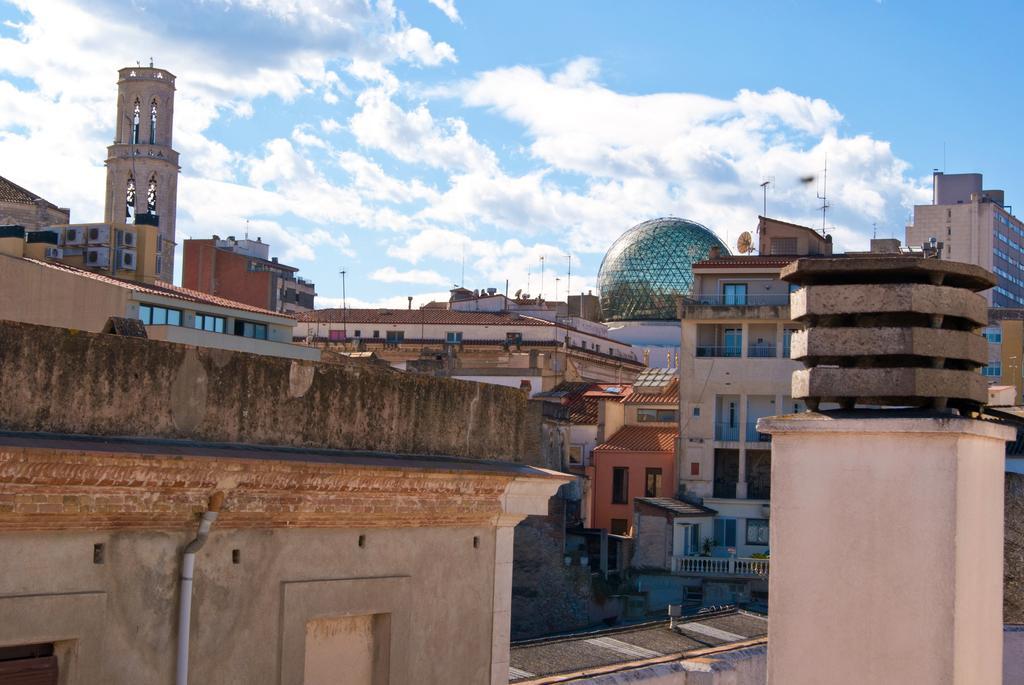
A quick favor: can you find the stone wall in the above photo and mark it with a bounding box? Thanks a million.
[1007,472,1024,623]
[511,492,592,639]
[0,200,70,231]
[0,320,545,464]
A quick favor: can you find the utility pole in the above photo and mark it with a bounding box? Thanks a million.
[540,255,545,301]
[565,253,572,315]
[340,268,347,342]
[760,178,773,217]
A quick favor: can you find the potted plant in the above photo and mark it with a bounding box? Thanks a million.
[700,537,714,557]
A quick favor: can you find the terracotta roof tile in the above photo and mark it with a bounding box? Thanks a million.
[21,257,292,318]
[594,425,677,452]
[693,256,795,268]
[297,308,553,326]
[0,175,52,207]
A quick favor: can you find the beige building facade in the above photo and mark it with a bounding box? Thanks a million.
[0,320,569,684]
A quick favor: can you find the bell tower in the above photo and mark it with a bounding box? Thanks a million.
[104,64,179,282]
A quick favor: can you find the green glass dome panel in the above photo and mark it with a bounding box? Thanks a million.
[598,217,729,321]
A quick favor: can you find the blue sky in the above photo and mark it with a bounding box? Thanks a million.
[1,0,1022,307]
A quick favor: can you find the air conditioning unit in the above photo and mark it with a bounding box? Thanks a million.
[117,248,136,270]
[87,225,110,244]
[63,227,85,246]
[44,247,63,260]
[119,229,137,247]
[85,247,109,268]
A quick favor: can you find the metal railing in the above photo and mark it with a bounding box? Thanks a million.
[696,346,742,358]
[672,556,769,577]
[747,477,771,500]
[685,293,791,306]
[713,479,737,498]
[714,422,740,441]
[746,345,776,358]
[745,422,772,442]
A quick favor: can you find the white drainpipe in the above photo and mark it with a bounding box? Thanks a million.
[176,492,224,685]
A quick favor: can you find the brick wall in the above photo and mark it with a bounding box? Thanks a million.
[1007,472,1024,623]
[0,320,544,463]
[511,493,592,638]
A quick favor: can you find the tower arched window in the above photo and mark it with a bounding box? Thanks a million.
[147,174,157,214]
[149,99,158,144]
[125,176,136,222]
[131,99,140,145]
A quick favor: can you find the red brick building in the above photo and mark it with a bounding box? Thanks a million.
[182,236,315,313]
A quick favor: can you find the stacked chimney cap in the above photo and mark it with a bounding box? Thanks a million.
[781,255,995,413]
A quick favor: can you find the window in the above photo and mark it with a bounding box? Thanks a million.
[782,328,796,358]
[353,330,361,338]
[131,98,140,144]
[506,332,523,345]
[723,328,742,357]
[722,283,748,305]
[234,320,268,340]
[138,304,181,326]
[690,462,700,476]
[386,330,405,344]
[746,519,770,545]
[983,326,1002,343]
[193,313,225,333]
[125,176,136,222]
[644,468,662,497]
[610,519,629,536]
[692,407,700,417]
[149,99,158,144]
[446,331,463,343]
[982,362,1002,377]
[637,408,679,422]
[713,518,737,547]
[569,445,583,466]
[147,174,157,213]
[611,467,629,504]
[372,330,380,338]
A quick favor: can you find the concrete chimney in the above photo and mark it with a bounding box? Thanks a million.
[759,255,1013,684]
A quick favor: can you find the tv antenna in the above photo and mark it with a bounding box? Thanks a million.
[816,155,830,235]
[759,177,774,216]
[540,255,545,301]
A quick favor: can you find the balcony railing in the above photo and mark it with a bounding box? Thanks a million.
[748,476,771,500]
[672,556,769,577]
[745,421,772,443]
[697,346,742,358]
[686,294,791,306]
[714,422,740,441]
[747,345,776,358]
[713,478,737,498]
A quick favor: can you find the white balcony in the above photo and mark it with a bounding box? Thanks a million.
[671,555,769,577]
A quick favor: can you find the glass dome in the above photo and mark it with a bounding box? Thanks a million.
[598,217,729,321]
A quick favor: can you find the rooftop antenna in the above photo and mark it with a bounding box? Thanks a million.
[540,256,545,301]
[555,277,560,302]
[149,57,154,68]
[460,242,465,287]
[245,219,249,241]
[566,253,572,315]
[339,268,347,341]
[759,177,774,216]
[872,222,877,239]
[816,155,830,236]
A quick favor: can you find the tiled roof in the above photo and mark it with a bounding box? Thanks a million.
[21,257,292,319]
[0,175,53,207]
[509,609,768,682]
[595,425,677,452]
[297,308,553,326]
[693,256,795,268]
[635,497,716,516]
[625,377,678,405]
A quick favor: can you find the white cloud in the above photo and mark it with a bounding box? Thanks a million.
[427,0,461,23]
[370,265,450,286]
[388,27,456,66]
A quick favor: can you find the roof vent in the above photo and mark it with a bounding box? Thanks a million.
[782,256,994,412]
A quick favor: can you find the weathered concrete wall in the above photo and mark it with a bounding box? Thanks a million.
[1007,472,1024,623]
[0,320,544,463]
[511,493,592,639]
[0,524,501,684]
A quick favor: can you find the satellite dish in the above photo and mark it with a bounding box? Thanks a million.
[737,231,753,254]
[514,289,522,298]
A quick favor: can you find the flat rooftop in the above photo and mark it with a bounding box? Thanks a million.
[508,608,767,682]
